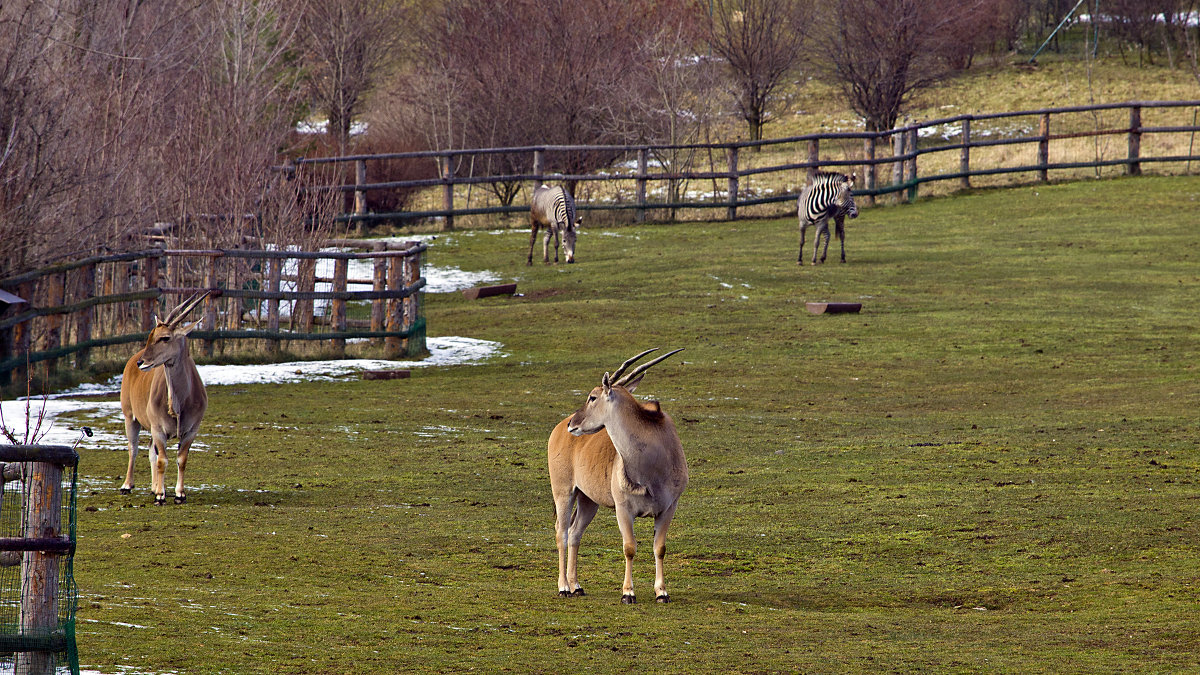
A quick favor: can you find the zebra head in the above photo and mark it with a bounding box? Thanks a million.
[562,215,581,264]
[839,173,859,219]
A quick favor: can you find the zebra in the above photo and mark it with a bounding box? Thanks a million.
[528,184,581,265]
[797,171,859,265]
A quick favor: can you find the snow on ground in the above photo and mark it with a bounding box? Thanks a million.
[1,259,507,448]
[1,336,506,449]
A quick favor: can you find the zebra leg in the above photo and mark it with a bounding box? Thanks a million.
[527,220,539,266]
[552,224,561,264]
[836,216,847,263]
[798,219,808,265]
[814,220,828,264]
[542,226,553,263]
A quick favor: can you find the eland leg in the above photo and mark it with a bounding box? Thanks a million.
[553,488,576,596]
[149,432,169,505]
[121,415,141,494]
[652,500,680,603]
[174,433,196,504]
[565,494,598,596]
[616,503,638,603]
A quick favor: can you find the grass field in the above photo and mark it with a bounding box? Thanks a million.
[61,175,1200,673]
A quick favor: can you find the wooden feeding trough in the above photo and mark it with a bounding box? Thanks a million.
[462,283,517,300]
[363,369,410,380]
[806,301,862,315]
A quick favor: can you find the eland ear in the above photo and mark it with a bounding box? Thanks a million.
[622,372,644,393]
[178,319,203,335]
[601,371,612,393]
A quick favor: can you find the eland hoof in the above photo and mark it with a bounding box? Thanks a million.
[153,497,166,506]
[656,594,670,603]
[558,590,571,598]
[621,594,636,604]
[174,495,186,505]
[572,588,585,597]
[119,487,131,495]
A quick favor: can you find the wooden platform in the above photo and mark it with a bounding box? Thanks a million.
[806,302,863,315]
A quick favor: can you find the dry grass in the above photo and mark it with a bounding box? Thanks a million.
[385,56,1200,231]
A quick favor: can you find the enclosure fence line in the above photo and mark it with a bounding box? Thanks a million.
[0,242,428,386]
[289,99,1200,228]
[0,444,79,675]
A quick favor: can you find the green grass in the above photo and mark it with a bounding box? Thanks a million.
[66,176,1200,673]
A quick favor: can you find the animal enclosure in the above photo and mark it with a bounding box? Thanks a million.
[293,100,1200,227]
[0,242,428,388]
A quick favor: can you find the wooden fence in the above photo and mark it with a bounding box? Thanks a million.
[0,444,78,675]
[0,242,427,386]
[292,100,1200,228]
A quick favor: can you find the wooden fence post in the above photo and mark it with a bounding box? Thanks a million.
[1038,113,1051,182]
[726,146,738,220]
[296,258,315,335]
[14,282,33,386]
[960,117,972,190]
[635,148,648,223]
[532,150,544,189]
[862,136,876,208]
[331,258,347,357]
[44,274,64,375]
[354,159,368,235]
[74,263,95,370]
[384,251,404,359]
[267,257,281,356]
[371,243,386,348]
[202,255,217,357]
[402,243,422,356]
[18,457,63,675]
[441,155,454,232]
[906,127,919,203]
[142,254,159,331]
[1128,105,1142,176]
[807,138,819,181]
[892,129,905,205]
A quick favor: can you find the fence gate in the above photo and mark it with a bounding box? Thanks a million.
[0,445,78,675]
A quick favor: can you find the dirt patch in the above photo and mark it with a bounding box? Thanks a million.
[523,289,563,300]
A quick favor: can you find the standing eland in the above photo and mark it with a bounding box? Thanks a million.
[548,348,688,603]
[119,291,210,505]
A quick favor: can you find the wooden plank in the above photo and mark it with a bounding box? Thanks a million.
[806,302,862,315]
[462,283,517,300]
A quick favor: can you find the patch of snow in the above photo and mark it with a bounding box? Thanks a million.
[1,337,505,449]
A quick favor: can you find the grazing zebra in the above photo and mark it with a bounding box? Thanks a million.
[797,171,859,265]
[528,185,581,265]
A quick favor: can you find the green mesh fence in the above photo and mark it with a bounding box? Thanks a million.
[0,445,79,675]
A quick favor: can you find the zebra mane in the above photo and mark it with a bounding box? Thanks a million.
[809,171,850,185]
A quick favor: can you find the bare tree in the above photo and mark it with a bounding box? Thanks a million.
[408,0,685,204]
[298,0,408,153]
[704,0,813,143]
[821,0,994,133]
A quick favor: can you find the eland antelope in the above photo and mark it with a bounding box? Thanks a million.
[548,348,688,604]
[528,184,581,265]
[119,291,210,505]
[798,171,859,264]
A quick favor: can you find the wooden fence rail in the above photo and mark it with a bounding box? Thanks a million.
[0,243,428,386]
[289,100,1200,227]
